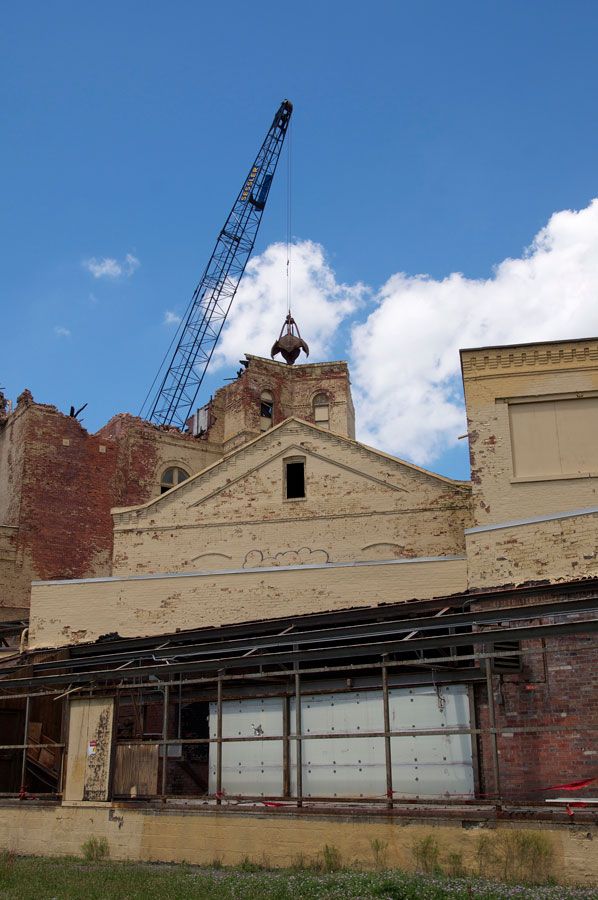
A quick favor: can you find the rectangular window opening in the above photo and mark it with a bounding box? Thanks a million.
[285,461,305,499]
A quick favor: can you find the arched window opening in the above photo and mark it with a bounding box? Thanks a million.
[313,393,330,429]
[260,391,274,430]
[160,466,190,494]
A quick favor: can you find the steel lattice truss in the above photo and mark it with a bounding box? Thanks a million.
[143,100,293,428]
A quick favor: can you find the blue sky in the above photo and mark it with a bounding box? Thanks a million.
[3,1,598,479]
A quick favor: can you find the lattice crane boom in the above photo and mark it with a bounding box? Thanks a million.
[142,99,293,428]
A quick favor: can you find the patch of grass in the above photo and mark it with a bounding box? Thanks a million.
[289,852,310,870]
[0,854,593,900]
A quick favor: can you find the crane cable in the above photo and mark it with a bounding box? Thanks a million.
[286,119,292,315]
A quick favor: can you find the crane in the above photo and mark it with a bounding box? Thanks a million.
[141,99,293,429]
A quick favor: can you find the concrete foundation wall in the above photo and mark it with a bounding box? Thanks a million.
[1,804,596,885]
[29,556,467,648]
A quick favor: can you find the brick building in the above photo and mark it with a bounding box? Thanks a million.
[0,354,355,616]
[1,337,597,880]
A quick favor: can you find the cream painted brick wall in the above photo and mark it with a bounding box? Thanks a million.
[115,508,470,575]
[112,420,471,577]
[29,557,467,648]
[466,510,598,588]
[461,340,598,587]
[462,341,598,530]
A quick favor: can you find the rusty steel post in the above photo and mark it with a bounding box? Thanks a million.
[282,694,290,797]
[382,661,393,808]
[294,670,302,807]
[161,684,169,797]
[485,658,501,801]
[20,695,30,791]
[216,673,223,804]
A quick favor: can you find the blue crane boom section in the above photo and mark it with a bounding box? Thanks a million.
[142,99,293,429]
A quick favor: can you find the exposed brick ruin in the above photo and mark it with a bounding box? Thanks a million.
[0,356,357,614]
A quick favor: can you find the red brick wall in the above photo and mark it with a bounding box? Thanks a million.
[12,406,160,593]
[473,595,598,801]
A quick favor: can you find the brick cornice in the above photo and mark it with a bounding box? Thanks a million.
[461,340,598,379]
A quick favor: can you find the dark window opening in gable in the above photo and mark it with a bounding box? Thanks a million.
[285,461,305,499]
[260,400,273,418]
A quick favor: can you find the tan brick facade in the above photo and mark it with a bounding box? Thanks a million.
[29,556,467,648]
[111,419,471,578]
[461,338,598,587]
[466,508,598,589]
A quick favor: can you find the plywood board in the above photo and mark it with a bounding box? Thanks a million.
[64,697,114,802]
[113,744,159,796]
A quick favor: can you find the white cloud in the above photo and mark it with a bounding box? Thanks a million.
[124,253,140,275]
[351,199,598,465]
[199,200,598,469]
[83,252,140,279]
[163,310,182,325]
[213,240,367,367]
[54,326,71,337]
[84,258,121,278]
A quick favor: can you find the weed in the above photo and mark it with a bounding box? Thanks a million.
[210,857,223,869]
[238,856,266,872]
[318,844,342,872]
[369,837,389,870]
[494,829,553,883]
[475,832,496,877]
[0,850,16,872]
[445,850,467,878]
[81,835,110,861]
[411,834,441,874]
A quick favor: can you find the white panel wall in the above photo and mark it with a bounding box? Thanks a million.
[290,691,386,798]
[389,685,474,798]
[208,697,283,797]
[209,684,473,799]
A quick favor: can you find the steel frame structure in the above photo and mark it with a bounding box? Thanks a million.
[1,638,597,812]
[1,587,598,813]
[142,100,292,429]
